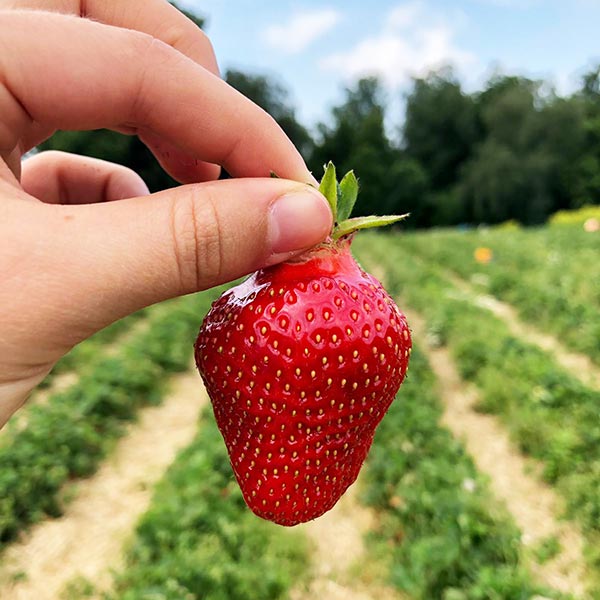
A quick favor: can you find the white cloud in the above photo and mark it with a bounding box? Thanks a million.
[263,8,341,54]
[320,2,476,89]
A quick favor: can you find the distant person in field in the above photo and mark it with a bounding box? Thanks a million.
[0,0,332,427]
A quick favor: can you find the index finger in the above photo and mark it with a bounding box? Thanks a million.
[0,0,220,75]
[0,12,313,182]
[1,0,220,183]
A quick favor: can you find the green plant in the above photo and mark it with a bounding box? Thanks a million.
[356,231,600,597]
[0,288,226,549]
[361,346,557,599]
[108,409,310,600]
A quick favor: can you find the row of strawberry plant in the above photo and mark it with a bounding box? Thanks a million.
[37,309,148,390]
[397,224,600,365]
[0,288,225,549]
[361,344,559,599]
[93,407,309,600]
[356,233,600,594]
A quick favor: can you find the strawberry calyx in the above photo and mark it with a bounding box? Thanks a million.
[317,161,409,240]
[256,235,360,285]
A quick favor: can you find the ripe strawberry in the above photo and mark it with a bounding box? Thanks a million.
[195,163,411,526]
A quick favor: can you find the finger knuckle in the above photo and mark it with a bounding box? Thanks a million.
[189,29,218,68]
[128,32,181,120]
[162,22,216,63]
[170,187,223,293]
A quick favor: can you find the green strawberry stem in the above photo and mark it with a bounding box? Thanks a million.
[317,162,409,241]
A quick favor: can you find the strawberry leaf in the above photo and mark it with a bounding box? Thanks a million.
[337,171,358,222]
[318,161,410,238]
[319,162,338,221]
[333,214,409,239]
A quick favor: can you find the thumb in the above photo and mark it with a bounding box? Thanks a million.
[36,178,332,343]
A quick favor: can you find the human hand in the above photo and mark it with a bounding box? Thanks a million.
[0,0,332,427]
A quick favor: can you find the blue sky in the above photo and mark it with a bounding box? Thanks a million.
[180,0,600,132]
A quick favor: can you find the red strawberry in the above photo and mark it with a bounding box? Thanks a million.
[195,163,411,526]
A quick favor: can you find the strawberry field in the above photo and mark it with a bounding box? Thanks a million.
[1,217,599,600]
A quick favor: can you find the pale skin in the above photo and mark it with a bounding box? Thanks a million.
[0,0,333,427]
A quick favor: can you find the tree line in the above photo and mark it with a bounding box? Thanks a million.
[38,8,600,228]
[303,68,600,228]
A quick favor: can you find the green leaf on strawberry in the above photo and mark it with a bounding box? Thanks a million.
[317,161,408,240]
[337,169,359,222]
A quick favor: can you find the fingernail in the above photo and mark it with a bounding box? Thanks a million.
[269,188,332,255]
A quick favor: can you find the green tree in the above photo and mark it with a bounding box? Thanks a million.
[403,68,478,191]
[310,77,428,222]
[379,157,430,226]
[539,96,587,211]
[459,75,586,224]
[571,65,600,207]
[310,78,393,216]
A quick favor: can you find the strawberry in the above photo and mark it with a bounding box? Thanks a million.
[195,163,411,526]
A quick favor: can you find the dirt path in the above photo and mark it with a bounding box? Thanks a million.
[449,273,600,390]
[290,480,403,600]
[0,359,208,600]
[406,306,588,598]
[363,262,588,597]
